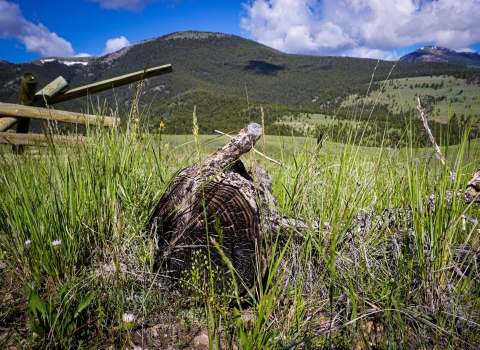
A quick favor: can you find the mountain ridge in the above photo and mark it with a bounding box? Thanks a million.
[400,45,480,68]
[1,32,478,135]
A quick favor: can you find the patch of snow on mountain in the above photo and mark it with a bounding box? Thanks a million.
[61,61,88,66]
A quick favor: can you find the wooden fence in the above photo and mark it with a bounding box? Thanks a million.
[0,64,172,147]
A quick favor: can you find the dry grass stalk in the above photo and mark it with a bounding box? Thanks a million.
[417,96,455,180]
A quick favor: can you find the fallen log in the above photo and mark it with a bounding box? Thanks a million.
[147,124,480,296]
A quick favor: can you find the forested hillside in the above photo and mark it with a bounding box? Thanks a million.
[0,31,478,137]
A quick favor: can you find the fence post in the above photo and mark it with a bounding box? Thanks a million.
[0,72,38,133]
[0,72,38,132]
[16,72,38,133]
[15,72,38,152]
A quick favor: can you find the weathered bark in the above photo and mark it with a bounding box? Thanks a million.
[201,123,262,177]
[15,72,38,136]
[452,245,480,277]
[147,123,276,295]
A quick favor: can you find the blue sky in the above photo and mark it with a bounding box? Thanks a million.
[1,0,479,64]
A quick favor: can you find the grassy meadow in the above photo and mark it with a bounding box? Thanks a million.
[342,75,480,123]
[1,104,480,349]
[277,113,360,135]
[274,75,480,150]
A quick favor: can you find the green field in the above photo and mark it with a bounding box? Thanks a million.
[277,113,363,135]
[342,75,480,123]
[1,114,480,348]
[164,132,480,164]
[161,133,307,156]
[278,113,332,132]
[273,76,480,148]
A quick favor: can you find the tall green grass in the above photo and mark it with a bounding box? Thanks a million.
[0,103,479,349]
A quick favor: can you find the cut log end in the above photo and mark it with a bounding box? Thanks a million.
[247,123,262,139]
[202,123,263,177]
[148,124,272,296]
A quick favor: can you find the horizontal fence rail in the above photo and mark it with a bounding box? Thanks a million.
[45,64,173,105]
[0,132,87,146]
[0,102,118,127]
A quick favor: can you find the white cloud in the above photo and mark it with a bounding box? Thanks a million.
[89,0,158,12]
[102,36,131,55]
[456,48,476,53]
[349,47,400,61]
[74,53,93,57]
[241,0,480,58]
[0,0,74,57]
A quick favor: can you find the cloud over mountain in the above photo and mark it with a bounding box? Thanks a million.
[241,0,480,60]
[102,36,131,55]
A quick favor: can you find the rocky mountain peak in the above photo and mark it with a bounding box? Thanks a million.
[400,45,480,68]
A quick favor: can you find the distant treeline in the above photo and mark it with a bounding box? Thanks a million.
[313,104,479,147]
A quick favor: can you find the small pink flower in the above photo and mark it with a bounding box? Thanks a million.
[25,239,31,246]
[52,240,61,247]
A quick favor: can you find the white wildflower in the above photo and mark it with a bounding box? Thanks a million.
[123,312,135,328]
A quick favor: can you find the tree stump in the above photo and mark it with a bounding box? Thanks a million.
[147,124,480,296]
[147,123,277,295]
